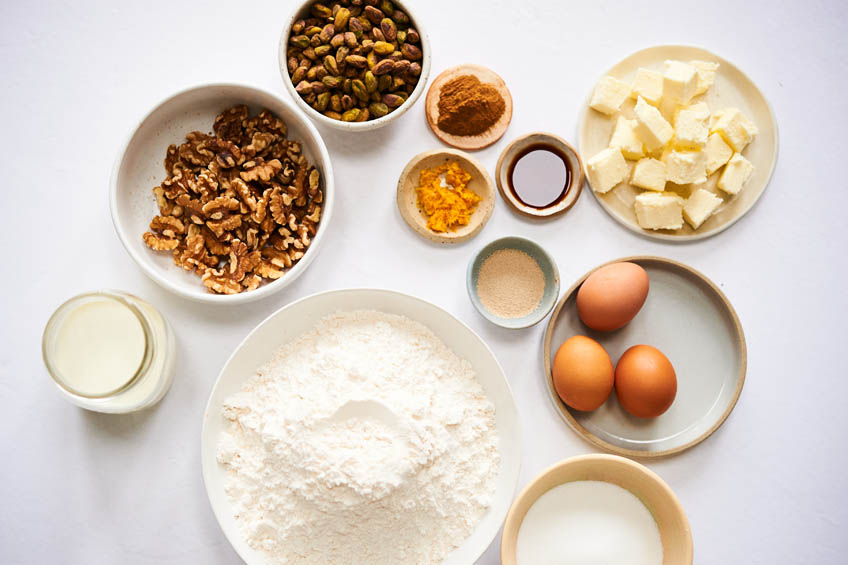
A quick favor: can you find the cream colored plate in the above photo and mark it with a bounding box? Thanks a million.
[543,256,746,457]
[397,148,495,244]
[202,289,521,565]
[579,45,778,240]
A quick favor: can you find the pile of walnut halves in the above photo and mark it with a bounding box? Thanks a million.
[142,105,323,294]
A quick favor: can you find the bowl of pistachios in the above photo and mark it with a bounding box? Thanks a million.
[279,0,431,131]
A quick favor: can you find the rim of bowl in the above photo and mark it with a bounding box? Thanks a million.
[278,0,432,132]
[108,82,335,305]
[466,235,561,329]
[500,453,693,564]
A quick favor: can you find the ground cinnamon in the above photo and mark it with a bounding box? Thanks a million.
[437,75,505,136]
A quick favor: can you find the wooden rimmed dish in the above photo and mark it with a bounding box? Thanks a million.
[396,148,495,244]
[495,132,584,218]
[425,64,513,151]
[501,454,693,565]
[543,256,746,457]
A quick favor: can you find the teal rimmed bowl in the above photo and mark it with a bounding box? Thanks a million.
[467,236,560,329]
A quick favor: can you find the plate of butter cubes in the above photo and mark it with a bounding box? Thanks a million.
[579,45,778,240]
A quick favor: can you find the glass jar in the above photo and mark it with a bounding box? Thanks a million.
[42,290,176,413]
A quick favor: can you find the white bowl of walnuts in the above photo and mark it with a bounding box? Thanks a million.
[278,0,431,131]
[110,83,334,304]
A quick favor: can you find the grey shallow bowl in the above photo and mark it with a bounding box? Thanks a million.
[467,236,560,329]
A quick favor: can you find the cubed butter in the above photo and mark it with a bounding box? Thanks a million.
[717,153,754,195]
[682,101,710,121]
[609,116,645,160]
[710,107,759,152]
[705,132,733,175]
[633,96,674,151]
[631,158,667,192]
[590,76,631,115]
[673,107,709,149]
[634,192,684,230]
[683,188,723,229]
[630,68,664,105]
[663,60,699,105]
[587,147,629,194]
[690,60,720,96]
[666,150,707,184]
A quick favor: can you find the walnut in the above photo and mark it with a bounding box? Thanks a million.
[242,132,277,159]
[143,231,180,251]
[241,158,283,183]
[142,106,322,294]
[213,104,248,143]
[178,132,215,167]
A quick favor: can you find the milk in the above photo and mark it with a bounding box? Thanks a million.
[52,300,146,396]
[516,480,663,565]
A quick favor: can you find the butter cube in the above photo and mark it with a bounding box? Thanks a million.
[690,60,720,96]
[710,107,758,152]
[663,60,699,105]
[673,107,709,149]
[683,188,723,229]
[705,133,733,175]
[717,153,754,195]
[630,68,664,105]
[590,76,631,115]
[609,116,645,160]
[634,192,684,230]
[633,96,673,151]
[587,147,629,194]
[666,150,707,184]
[631,158,667,192]
[682,101,710,121]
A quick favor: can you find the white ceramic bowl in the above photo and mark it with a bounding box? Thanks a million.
[278,0,431,131]
[201,288,522,564]
[110,83,334,304]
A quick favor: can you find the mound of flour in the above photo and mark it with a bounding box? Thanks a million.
[217,310,500,564]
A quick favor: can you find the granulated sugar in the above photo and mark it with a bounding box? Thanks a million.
[216,310,500,564]
[477,248,545,318]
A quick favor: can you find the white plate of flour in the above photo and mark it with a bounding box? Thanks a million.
[201,288,521,565]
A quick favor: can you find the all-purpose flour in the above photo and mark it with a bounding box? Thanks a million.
[217,310,500,564]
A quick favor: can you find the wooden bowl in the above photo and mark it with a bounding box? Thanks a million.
[501,454,693,565]
[425,64,513,151]
[396,149,495,244]
[495,132,585,218]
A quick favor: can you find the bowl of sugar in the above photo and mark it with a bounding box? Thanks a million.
[500,453,693,565]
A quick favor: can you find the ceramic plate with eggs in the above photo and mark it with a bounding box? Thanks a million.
[543,256,746,457]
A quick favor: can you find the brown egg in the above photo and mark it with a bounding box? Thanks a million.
[614,345,677,418]
[577,262,650,331]
[552,335,614,411]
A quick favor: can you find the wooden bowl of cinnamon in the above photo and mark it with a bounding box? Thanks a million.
[425,64,513,151]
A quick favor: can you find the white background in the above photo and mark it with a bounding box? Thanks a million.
[2,0,846,563]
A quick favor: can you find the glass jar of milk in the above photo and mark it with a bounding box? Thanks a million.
[42,290,176,413]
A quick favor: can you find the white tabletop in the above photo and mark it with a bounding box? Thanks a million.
[3,0,846,562]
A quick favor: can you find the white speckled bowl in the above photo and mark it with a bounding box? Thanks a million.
[278,0,431,131]
[109,83,334,304]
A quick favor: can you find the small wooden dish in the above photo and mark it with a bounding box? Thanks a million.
[396,148,495,244]
[500,454,693,565]
[543,256,747,458]
[495,132,585,218]
[425,64,513,151]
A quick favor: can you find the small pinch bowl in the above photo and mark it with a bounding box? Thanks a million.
[397,148,495,244]
[495,132,584,218]
[467,236,560,329]
[278,0,432,132]
[501,454,693,565]
[110,83,334,304]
